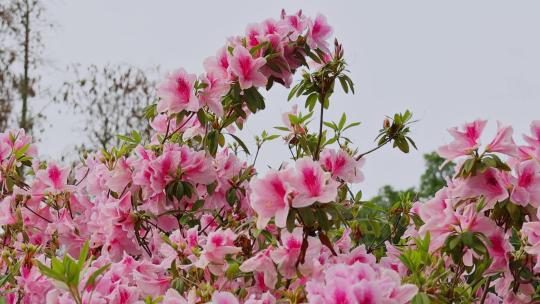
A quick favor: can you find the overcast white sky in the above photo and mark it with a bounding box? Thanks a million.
[39,0,540,197]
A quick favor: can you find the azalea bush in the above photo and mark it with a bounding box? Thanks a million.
[0,10,539,304]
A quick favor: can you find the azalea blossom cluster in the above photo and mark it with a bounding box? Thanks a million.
[0,9,539,304]
[403,120,540,303]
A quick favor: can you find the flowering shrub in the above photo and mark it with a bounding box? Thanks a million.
[0,9,539,304]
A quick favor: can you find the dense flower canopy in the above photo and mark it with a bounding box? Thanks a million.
[0,9,539,304]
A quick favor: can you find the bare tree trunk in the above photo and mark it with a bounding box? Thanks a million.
[20,0,30,132]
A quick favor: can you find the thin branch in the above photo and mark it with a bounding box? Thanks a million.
[355,139,390,161]
[314,100,324,160]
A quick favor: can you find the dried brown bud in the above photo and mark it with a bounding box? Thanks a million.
[383,118,391,129]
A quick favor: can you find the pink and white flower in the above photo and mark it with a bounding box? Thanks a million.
[249,170,291,229]
[438,119,487,161]
[287,157,339,208]
[157,68,199,113]
[229,46,267,90]
[320,148,365,183]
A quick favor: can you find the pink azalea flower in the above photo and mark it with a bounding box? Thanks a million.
[108,157,132,193]
[456,168,509,209]
[16,264,53,304]
[523,120,540,149]
[517,145,540,162]
[244,292,276,304]
[454,205,496,234]
[199,70,230,117]
[281,105,298,131]
[416,189,459,250]
[0,196,16,225]
[486,121,517,156]
[149,147,181,191]
[203,47,230,79]
[150,114,175,134]
[270,227,321,279]
[204,229,240,261]
[240,247,277,290]
[281,10,308,40]
[522,220,540,272]
[320,148,365,183]
[133,261,170,297]
[0,141,11,164]
[197,229,240,274]
[211,291,239,304]
[438,119,487,161]
[340,244,376,266]
[161,289,188,304]
[307,14,332,52]
[0,129,37,157]
[36,162,70,193]
[260,18,286,37]
[157,68,199,113]
[104,285,140,304]
[287,157,339,208]
[258,34,294,87]
[511,160,540,207]
[229,46,267,90]
[249,170,291,229]
[305,262,417,304]
[486,229,513,273]
[179,146,215,184]
[245,23,262,48]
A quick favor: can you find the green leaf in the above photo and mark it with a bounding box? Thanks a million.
[116,134,134,143]
[412,292,431,304]
[305,93,318,110]
[207,130,219,156]
[197,109,207,125]
[307,51,322,64]
[77,241,90,269]
[343,121,361,131]
[249,41,268,55]
[131,130,142,143]
[225,261,240,280]
[226,188,238,206]
[14,143,30,159]
[462,231,474,247]
[406,136,418,150]
[226,133,250,155]
[298,208,315,227]
[286,210,296,232]
[175,182,185,201]
[338,113,347,130]
[143,103,157,120]
[355,191,363,202]
[37,261,64,282]
[0,274,10,289]
[288,84,300,101]
[396,138,410,153]
[344,76,355,94]
[207,182,218,195]
[192,199,204,212]
[182,182,194,198]
[264,134,280,141]
[84,263,111,290]
[316,209,330,231]
[338,76,349,94]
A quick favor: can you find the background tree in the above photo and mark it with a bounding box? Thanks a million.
[356,152,454,255]
[417,151,455,198]
[0,3,16,131]
[56,64,159,151]
[0,0,50,133]
[369,151,455,206]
